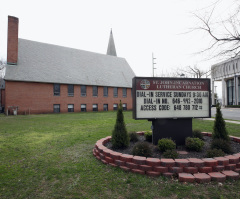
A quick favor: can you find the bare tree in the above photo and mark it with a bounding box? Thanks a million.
[155,65,211,78]
[0,59,6,78]
[155,71,179,78]
[193,0,240,59]
[173,65,211,78]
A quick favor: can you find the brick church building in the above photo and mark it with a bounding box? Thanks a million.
[4,16,135,114]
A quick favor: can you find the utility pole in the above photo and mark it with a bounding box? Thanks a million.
[152,53,157,77]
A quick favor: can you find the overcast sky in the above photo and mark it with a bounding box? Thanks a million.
[0,0,238,96]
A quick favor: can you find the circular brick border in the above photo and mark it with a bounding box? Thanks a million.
[93,132,240,183]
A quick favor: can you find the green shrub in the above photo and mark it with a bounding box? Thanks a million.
[158,138,176,152]
[206,148,225,158]
[129,132,138,142]
[111,101,129,149]
[163,150,179,159]
[192,129,203,140]
[132,142,152,157]
[144,131,152,142]
[211,138,232,154]
[212,103,230,141]
[185,137,204,152]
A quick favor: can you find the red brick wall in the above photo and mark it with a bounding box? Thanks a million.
[7,16,19,64]
[5,81,133,114]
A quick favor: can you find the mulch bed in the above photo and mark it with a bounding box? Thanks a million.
[105,135,240,159]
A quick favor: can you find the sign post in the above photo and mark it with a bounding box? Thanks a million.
[132,77,211,145]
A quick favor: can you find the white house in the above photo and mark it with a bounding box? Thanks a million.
[211,56,240,106]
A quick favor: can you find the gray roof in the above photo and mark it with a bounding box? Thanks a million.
[5,39,135,88]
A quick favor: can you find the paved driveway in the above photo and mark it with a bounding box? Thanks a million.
[211,107,240,121]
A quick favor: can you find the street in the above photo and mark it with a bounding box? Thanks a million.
[211,107,240,120]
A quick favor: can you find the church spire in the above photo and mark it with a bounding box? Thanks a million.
[107,29,117,56]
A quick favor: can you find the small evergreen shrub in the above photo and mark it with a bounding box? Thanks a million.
[192,129,203,140]
[211,138,232,154]
[206,148,225,158]
[132,142,152,157]
[111,101,129,149]
[129,132,138,142]
[163,150,179,159]
[212,103,230,141]
[185,137,204,152]
[158,138,176,152]
[144,131,152,142]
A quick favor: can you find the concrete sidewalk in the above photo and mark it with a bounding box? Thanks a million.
[199,118,240,124]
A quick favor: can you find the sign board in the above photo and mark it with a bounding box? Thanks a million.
[132,77,211,119]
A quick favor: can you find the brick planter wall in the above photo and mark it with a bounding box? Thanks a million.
[93,132,240,183]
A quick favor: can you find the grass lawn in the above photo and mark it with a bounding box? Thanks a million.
[0,111,240,199]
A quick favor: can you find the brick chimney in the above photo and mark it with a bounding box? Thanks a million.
[7,16,19,65]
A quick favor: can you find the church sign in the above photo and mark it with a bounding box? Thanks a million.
[132,77,211,119]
